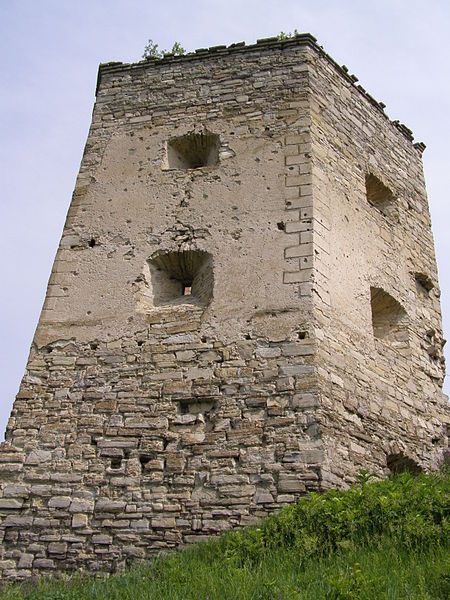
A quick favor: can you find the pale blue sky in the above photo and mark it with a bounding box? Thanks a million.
[1,0,449,437]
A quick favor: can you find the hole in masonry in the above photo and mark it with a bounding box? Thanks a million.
[297,331,307,340]
[179,400,214,415]
[365,173,395,217]
[387,453,422,475]
[165,131,220,170]
[90,342,98,350]
[139,455,152,470]
[146,249,213,306]
[415,272,434,294]
[277,222,286,231]
[180,402,190,415]
[89,238,96,248]
[370,287,408,344]
[426,329,435,342]
[110,457,122,469]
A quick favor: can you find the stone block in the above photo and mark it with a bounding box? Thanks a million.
[92,535,112,544]
[279,365,315,377]
[255,346,281,359]
[48,542,67,555]
[32,559,55,569]
[278,477,306,494]
[283,270,312,284]
[291,394,319,409]
[4,516,33,528]
[285,244,313,259]
[25,450,52,465]
[281,343,315,356]
[254,490,274,504]
[0,499,24,509]
[202,519,229,532]
[17,553,34,569]
[152,517,176,529]
[71,514,88,529]
[48,496,71,509]
[69,499,94,513]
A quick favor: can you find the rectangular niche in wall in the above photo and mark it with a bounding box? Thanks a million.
[370,287,408,345]
[165,131,220,169]
[365,173,395,218]
[147,250,213,307]
[414,272,434,295]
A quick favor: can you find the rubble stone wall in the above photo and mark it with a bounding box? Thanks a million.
[0,38,324,581]
[307,48,448,486]
[0,35,447,581]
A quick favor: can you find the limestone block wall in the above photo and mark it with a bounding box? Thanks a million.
[0,34,447,581]
[307,48,448,486]
[0,36,325,581]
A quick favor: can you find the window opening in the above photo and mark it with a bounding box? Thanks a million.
[365,173,395,217]
[387,453,422,475]
[146,250,213,306]
[370,287,408,344]
[165,131,220,170]
[415,272,434,294]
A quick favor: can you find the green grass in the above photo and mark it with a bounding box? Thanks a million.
[3,471,449,599]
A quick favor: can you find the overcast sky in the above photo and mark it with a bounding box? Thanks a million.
[1,0,449,438]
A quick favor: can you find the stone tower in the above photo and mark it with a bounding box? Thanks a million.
[0,34,448,580]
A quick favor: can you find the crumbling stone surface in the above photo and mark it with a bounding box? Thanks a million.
[0,34,447,580]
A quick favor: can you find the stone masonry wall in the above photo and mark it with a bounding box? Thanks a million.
[0,308,319,579]
[0,36,325,581]
[0,35,447,581]
[307,48,448,486]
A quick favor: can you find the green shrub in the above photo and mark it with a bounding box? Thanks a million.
[3,472,449,600]
[221,472,449,567]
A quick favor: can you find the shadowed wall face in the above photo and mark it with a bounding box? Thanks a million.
[308,44,447,489]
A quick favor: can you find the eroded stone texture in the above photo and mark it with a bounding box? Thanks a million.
[307,49,448,487]
[0,34,448,580]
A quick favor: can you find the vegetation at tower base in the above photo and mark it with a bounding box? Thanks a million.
[3,472,449,599]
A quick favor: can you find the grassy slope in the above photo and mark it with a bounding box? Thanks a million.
[3,472,449,600]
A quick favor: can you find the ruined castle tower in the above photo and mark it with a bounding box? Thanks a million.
[0,34,448,580]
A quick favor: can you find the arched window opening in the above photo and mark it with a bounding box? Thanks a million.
[147,250,213,306]
[365,173,395,218]
[387,453,422,475]
[370,287,408,345]
[165,131,220,170]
